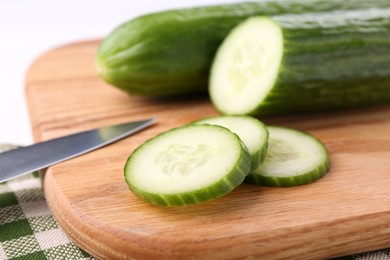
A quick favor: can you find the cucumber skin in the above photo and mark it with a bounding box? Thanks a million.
[124,125,251,207]
[251,141,268,172]
[96,1,390,96]
[241,10,390,116]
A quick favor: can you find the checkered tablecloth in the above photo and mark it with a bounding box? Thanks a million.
[0,144,92,260]
[0,144,389,259]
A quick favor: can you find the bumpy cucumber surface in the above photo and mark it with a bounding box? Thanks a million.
[210,9,390,115]
[96,1,390,96]
[194,116,268,170]
[124,124,251,206]
[245,126,330,187]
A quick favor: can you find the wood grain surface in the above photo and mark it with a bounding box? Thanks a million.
[25,40,390,259]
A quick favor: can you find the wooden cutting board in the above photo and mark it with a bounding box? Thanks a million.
[25,40,390,259]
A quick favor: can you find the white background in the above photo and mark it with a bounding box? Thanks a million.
[0,0,239,145]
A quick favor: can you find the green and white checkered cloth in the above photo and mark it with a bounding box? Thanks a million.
[0,143,389,259]
[0,144,92,260]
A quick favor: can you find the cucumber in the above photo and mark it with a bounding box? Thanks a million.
[245,126,330,187]
[124,124,251,206]
[193,116,268,171]
[96,1,390,96]
[210,10,390,116]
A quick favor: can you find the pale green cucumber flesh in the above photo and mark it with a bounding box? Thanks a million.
[124,124,251,206]
[245,126,330,187]
[210,17,283,115]
[193,115,268,170]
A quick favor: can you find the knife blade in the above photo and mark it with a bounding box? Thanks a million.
[0,118,155,182]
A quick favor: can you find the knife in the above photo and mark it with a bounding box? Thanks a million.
[0,118,155,182]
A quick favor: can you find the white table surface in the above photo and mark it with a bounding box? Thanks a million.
[0,0,239,145]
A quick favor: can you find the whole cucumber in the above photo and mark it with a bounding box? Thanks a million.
[209,9,390,116]
[96,0,390,96]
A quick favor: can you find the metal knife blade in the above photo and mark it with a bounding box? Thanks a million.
[0,118,155,182]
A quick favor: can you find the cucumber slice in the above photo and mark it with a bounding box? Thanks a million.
[245,126,330,187]
[124,124,251,206]
[194,116,268,171]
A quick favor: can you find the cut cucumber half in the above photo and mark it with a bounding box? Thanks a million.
[210,12,390,116]
[209,17,283,115]
[245,126,330,187]
[124,124,251,206]
[194,115,268,170]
